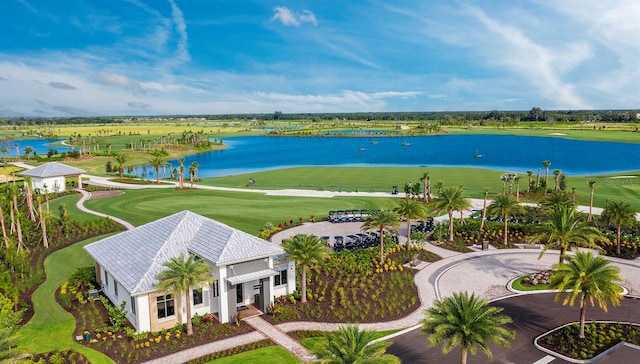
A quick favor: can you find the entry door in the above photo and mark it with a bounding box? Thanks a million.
[236,283,243,304]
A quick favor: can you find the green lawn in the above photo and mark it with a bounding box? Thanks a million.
[17,235,116,363]
[82,188,399,233]
[205,346,300,364]
[200,166,640,211]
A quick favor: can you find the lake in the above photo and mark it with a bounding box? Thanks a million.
[125,134,640,178]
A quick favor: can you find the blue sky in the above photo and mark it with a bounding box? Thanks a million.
[1,0,638,117]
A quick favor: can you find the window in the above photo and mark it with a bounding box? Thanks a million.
[130,297,136,315]
[157,294,175,319]
[104,272,109,287]
[114,281,119,297]
[211,281,219,298]
[193,288,203,305]
[274,270,287,286]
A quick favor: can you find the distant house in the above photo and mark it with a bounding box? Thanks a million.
[18,162,85,193]
[84,210,295,333]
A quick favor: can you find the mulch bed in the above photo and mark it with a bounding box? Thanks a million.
[58,291,256,364]
[87,190,124,199]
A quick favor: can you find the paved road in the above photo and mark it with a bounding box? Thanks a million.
[388,293,640,364]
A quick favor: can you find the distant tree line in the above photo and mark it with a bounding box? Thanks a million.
[1,108,638,125]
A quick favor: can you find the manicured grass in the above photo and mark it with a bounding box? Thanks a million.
[47,193,99,222]
[299,329,401,352]
[17,235,116,363]
[511,277,549,291]
[511,276,625,293]
[83,188,399,233]
[201,166,640,210]
[204,345,300,364]
[444,125,640,143]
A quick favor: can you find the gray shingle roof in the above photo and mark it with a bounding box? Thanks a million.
[84,210,284,295]
[19,162,85,178]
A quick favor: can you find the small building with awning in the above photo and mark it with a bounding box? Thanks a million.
[84,210,295,333]
[18,161,85,193]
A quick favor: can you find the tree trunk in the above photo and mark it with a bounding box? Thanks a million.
[185,291,193,335]
[38,199,48,248]
[616,224,622,256]
[559,246,566,264]
[480,197,487,231]
[448,211,454,242]
[461,347,468,364]
[406,218,411,249]
[0,207,8,249]
[301,265,308,303]
[379,228,385,264]
[503,217,508,246]
[579,295,586,339]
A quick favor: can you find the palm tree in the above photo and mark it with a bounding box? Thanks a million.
[177,157,185,189]
[420,171,430,203]
[0,146,8,167]
[549,251,622,338]
[486,194,524,246]
[422,291,515,364]
[361,210,400,264]
[430,186,471,242]
[155,254,213,335]
[514,176,520,201]
[149,157,166,184]
[526,170,533,192]
[601,200,636,256]
[313,324,400,364]
[281,234,330,303]
[479,189,489,231]
[542,160,551,188]
[553,169,561,191]
[394,198,427,249]
[112,153,129,179]
[540,190,575,211]
[23,146,34,160]
[527,205,603,263]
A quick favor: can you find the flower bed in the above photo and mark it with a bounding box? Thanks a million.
[537,322,640,360]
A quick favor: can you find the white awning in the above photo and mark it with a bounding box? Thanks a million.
[225,269,279,285]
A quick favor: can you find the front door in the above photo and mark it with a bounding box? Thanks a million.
[236,283,243,304]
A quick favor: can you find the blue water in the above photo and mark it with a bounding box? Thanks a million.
[126,135,640,178]
[6,139,71,156]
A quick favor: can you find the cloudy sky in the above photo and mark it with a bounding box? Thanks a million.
[1,0,638,117]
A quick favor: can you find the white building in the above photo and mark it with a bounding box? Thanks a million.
[84,210,295,333]
[18,162,85,193]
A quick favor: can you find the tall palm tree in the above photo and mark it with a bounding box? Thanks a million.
[361,210,400,264]
[526,170,533,192]
[313,324,400,364]
[527,206,603,263]
[601,200,636,256]
[430,186,471,242]
[587,179,596,221]
[149,156,166,184]
[549,251,622,338]
[0,195,9,249]
[514,176,520,201]
[420,172,430,203]
[156,254,213,335]
[486,194,524,246]
[542,160,551,188]
[112,153,129,179]
[177,157,185,190]
[422,291,515,364]
[479,189,489,231]
[553,169,561,191]
[394,198,427,248]
[281,234,330,303]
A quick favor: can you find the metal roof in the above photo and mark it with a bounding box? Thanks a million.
[19,162,85,178]
[83,210,285,295]
[225,269,279,285]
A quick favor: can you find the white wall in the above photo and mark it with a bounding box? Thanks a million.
[33,176,66,193]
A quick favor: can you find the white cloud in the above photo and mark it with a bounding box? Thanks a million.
[94,72,146,95]
[48,81,76,90]
[271,7,317,26]
[128,101,151,109]
[169,0,190,64]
